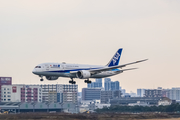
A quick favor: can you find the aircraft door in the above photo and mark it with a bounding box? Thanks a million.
[61,64,64,70]
[45,64,49,70]
[61,63,67,71]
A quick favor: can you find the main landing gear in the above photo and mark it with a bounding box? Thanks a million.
[84,79,91,84]
[69,78,76,84]
[40,76,43,81]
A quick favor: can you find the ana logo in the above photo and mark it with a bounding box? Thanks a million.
[112,52,120,65]
[53,65,60,68]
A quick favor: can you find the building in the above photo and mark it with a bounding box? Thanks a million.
[157,88,180,101]
[110,97,165,106]
[88,100,111,110]
[158,98,172,106]
[104,78,119,91]
[104,78,111,91]
[48,91,57,103]
[101,90,122,104]
[1,84,78,104]
[1,84,42,102]
[82,88,101,100]
[111,81,119,91]
[62,102,79,113]
[0,77,12,101]
[101,91,113,104]
[113,90,122,98]
[40,84,78,103]
[87,79,102,88]
[137,89,145,97]
[167,88,180,100]
[40,84,57,103]
[121,89,126,95]
[144,89,163,98]
[129,92,137,97]
[61,85,78,104]
[0,102,62,113]
[162,89,169,97]
[128,101,149,106]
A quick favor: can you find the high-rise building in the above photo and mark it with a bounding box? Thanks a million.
[40,84,57,103]
[56,84,78,103]
[104,78,119,91]
[1,84,42,102]
[104,78,111,91]
[82,88,101,100]
[111,81,119,91]
[60,84,78,104]
[137,89,145,97]
[41,84,78,103]
[0,77,12,101]
[1,84,78,103]
[87,79,102,88]
[167,88,180,100]
[48,91,57,103]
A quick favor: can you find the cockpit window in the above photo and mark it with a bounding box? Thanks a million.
[35,66,41,68]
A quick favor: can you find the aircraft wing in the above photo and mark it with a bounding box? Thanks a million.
[89,59,148,73]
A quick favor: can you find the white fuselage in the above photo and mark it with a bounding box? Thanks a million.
[32,48,147,82]
[32,62,122,79]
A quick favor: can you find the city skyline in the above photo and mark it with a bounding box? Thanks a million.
[0,0,180,93]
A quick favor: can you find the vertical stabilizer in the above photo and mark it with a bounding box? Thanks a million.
[106,48,123,67]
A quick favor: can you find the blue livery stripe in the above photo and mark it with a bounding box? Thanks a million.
[46,67,102,73]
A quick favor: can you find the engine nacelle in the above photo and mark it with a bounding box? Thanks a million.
[76,70,91,79]
[46,76,58,80]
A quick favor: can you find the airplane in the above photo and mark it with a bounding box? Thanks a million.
[32,48,147,84]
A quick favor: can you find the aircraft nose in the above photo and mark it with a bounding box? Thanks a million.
[32,69,36,74]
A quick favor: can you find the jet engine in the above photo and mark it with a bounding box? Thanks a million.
[46,76,58,80]
[76,70,91,79]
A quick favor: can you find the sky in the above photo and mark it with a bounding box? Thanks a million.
[0,0,180,93]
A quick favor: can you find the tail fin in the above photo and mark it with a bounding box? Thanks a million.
[106,48,123,67]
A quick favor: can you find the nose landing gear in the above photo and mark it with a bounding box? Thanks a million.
[39,76,44,81]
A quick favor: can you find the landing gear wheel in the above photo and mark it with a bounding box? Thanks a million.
[69,78,76,84]
[84,79,91,83]
[87,81,91,83]
[39,75,43,81]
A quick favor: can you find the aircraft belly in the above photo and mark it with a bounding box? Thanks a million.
[40,72,75,78]
[39,70,121,79]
